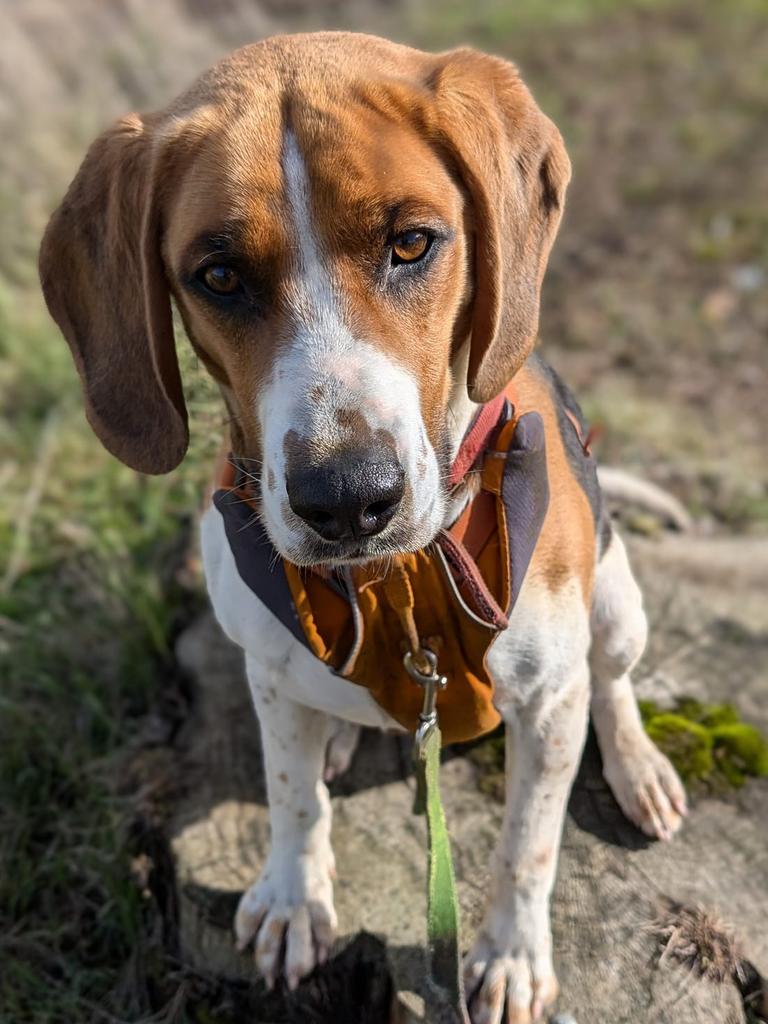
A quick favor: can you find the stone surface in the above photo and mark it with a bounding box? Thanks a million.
[171,532,768,1022]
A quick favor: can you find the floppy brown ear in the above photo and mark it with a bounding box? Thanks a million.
[428,49,571,401]
[39,114,188,474]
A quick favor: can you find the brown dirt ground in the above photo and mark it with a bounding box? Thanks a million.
[517,5,768,529]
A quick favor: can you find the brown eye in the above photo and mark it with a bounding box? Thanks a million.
[201,264,242,295]
[392,230,431,265]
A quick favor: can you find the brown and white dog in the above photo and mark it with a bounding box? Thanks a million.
[40,32,687,1023]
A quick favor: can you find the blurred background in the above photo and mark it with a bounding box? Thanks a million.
[1,1,766,1021]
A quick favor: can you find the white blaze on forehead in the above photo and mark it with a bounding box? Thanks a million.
[281,129,346,340]
[256,128,444,561]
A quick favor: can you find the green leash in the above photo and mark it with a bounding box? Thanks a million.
[405,649,470,1024]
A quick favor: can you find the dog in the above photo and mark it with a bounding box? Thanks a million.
[40,32,687,1023]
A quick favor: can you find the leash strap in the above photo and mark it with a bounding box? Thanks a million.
[406,647,470,1024]
[414,723,470,1023]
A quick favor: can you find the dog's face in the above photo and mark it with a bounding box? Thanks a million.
[167,97,471,564]
[40,33,570,566]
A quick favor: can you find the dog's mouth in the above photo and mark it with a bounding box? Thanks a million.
[278,505,443,569]
[286,532,423,570]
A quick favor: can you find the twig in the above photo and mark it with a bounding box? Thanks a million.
[598,465,692,531]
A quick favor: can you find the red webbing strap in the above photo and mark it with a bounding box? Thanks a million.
[447,392,507,489]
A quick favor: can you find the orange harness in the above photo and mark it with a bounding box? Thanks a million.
[213,385,549,745]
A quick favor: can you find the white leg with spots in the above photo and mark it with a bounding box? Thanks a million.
[465,669,590,1024]
[324,719,361,782]
[234,658,338,990]
[590,531,687,840]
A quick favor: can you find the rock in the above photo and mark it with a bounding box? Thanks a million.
[169,532,768,1022]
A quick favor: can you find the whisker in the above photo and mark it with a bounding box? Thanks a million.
[236,510,264,533]
[268,548,282,572]
[227,458,261,485]
[221,492,260,507]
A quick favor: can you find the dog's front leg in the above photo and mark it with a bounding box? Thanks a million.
[465,666,589,1024]
[235,656,337,990]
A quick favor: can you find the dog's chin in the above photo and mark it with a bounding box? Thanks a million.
[281,534,426,570]
[270,514,445,570]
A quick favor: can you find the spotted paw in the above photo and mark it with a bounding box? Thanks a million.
[602,730,687,841]
[234,846,337,990]
[464,921,558,1024]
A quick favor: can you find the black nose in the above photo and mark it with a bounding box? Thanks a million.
[287,450,405,542]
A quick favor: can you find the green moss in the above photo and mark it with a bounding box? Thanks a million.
[471,700,768,801]
[701,705,741,729]
[641,698,768,791]
[674,699,740,729]
[645,714,714,782]
[711,724,768,787]
[638,699,659,724]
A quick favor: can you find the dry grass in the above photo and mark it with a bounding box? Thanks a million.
[652,901,745,985]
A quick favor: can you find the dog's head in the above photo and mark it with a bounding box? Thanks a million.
[40,33,569,566]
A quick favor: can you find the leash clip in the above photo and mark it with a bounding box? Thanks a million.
[403,647,447,755]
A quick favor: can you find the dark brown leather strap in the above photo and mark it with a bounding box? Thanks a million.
[499,411,549,612]
[437,529,508,629]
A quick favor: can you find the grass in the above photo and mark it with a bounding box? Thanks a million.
[407,0,681,47]
[0,289,221,1021]
[1,0,766,1019]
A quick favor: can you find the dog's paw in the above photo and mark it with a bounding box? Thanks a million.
[234,846,337,990]
[602,730,687,841]
[323,719,360,782]
[464,916,558,1024]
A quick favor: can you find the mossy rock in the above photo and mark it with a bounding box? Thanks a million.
[645,714,714,783]
[641,698,739,730]
[641,698,768,791]
[711,723,768,787]
[470,700,768,800]
[675,699,740,729]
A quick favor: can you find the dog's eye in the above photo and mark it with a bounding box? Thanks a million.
[391,230,431,266]
[200,264,242,296]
